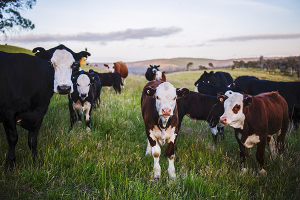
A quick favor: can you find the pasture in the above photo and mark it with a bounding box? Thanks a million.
[0,67,299,199]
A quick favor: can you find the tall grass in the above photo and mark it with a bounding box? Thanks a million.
[0,67,299,199]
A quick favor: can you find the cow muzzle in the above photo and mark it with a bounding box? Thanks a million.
[57,85,71,94]
[220,117,227,124]
[162,108,172,118]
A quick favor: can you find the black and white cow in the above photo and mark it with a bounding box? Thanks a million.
[32,44,91,73]
[141,80,189,179]
[68,71,99,131]
[177,91,225,143]
[145,64,160,81]
[0,49,76,169]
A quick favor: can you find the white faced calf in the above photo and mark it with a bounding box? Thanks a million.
[141,81,189,179]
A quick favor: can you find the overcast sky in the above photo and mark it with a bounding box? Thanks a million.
[1,0,300,62]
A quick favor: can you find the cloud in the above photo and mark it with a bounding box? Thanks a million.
[165,43,209,48]
[4,27,182,43]
[221,0,287,12]
[209,33,300,42]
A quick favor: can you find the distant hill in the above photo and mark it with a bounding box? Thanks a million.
[0,44,33,55]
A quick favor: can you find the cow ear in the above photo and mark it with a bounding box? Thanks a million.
[144,86,156,96]
[243,97,252,107]
[217,93,228,104]
[150,65,153,67]
[204,71,207,74]
[157,65,160,68]
[176,88,189,99]
[209,71,214,74]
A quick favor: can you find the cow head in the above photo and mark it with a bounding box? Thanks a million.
[104,63,114,73]
[75,74,91,101]
[144,82,189,127]
[51,49,75,94]
[150,64,160,74]
[194,71,215,87]
[217,91,252,129]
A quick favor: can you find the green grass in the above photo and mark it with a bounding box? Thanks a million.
[0,66,299,199]
[0,44,34,55]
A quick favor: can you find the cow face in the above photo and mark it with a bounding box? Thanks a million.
[154,71,162,81]
[145,82,189,127]
[104,63,114,73]
[51,49,75,94]
[218,92,252,129]
[76,74,91,100]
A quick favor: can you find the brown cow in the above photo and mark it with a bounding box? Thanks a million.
[104,62,128,86]
[154,71,166,82]
[141,80,189,179]
[217,91,289,175]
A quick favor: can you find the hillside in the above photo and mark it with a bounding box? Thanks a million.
[0,44,33,55]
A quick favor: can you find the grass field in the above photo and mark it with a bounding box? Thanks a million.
[0,66,299,199]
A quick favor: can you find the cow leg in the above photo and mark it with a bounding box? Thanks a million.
[84,102,92,132]
[256,141,267,175]
[69,103,77,131]
[152,142,161,179]
[28,119,43,164]
[122,78,126,87]
[166,134,176,178]
[218,123,225,141]
[77,110,82,125]
[3,119,18,170]
[145,139,152,156]
[268,136,276,159]
[234,129,248,170]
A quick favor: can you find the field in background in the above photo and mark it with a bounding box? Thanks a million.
[0,44,34,55]
[0,65,299,199]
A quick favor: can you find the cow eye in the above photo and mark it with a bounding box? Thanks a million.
[88,83,91,86]
[156,96,160,100]
[76,83,79,86]
[236,105,240,109]
[173,97,176,100]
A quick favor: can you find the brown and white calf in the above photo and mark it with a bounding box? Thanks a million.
[141,80,189,179]
[217,91,289,175]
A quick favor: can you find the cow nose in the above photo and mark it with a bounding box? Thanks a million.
[81,93,87,97]
[220,117,227,124]
[162,108,172,115]
[57,85,71,94]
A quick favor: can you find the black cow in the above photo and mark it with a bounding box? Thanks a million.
[145,64,160,81]
[89,69,123,94]
[32,44,91,73]
[68,71,99,131]
[0,49,76,169]
[194,71,233,88]
[177,91,225,143]
[234,76,300,129]
[196,81,240,96]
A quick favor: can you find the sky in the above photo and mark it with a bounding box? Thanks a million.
[1,0,300,62]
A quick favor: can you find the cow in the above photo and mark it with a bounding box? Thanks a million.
[177,91,225,143]
[0,49,76,169]
[89,69,123,94]
[68,71,99,132]
[32,44,91,73]
[234,76,300,129]
[141,81,189,179]
[104,61,128,86]
[217,91,289,175]
[145,64,160,81]
[154,70,166,82]
[194,71,233,91]
[196,81,240,96]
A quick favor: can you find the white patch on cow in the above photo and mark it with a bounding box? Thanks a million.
[145,139,152,156]
[225,90,233,97]
[155,71,162,81]
[152,144,161,179]
[51,49,74,93]
[83,101,91,122]
[72,100,91,120]
[168,156,176,178]
[244,134,260,148]
[221,92,245,129]
[193,87,199,92]
[155,82,177,126]
[107,63,114,73]
[77,74,91,100]
[269,135,276,159]
[210,126,218,135]
[238,132,242,140]
[73,100,83,114]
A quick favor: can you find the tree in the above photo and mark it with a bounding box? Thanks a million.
[259,55,264,69]
[208,62,214,68]
[0,0,36,34]
[186,62,193,71]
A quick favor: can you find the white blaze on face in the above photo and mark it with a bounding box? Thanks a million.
[107,63,114,73]
[221,92,245,129]
[76,74,91,100]
[155,82,177,126]
[51,49,74,93]
[155,71,162,81]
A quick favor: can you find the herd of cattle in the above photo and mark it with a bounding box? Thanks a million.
[0,45,299,180]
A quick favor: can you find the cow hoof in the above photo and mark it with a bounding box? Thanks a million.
[77,121,82,125]
[86,127,91,132]
[145,151,152,156]
[259,169,267,176]
[240,168,248,174]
